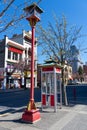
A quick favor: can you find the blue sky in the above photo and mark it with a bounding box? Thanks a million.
[37,0,87,64]
[1,0,87,64]
[40,0,87,28]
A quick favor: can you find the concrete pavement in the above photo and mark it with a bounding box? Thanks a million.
[0,102,87,130]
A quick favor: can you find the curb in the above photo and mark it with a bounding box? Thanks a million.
[0,88,25,94]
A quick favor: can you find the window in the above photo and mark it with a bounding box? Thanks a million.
[28,48,31,56]
[8,50,11,59]
[12,52,18,60]
[19,54,22,61]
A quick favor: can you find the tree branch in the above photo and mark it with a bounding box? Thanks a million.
[0,0,15,17]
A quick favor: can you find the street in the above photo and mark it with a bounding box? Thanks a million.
[0,88,41,116]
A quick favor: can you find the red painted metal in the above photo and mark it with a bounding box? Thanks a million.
[42,67,54,72]
[56,68,61,73]
[22,3,43,122]
[30,26,35,102]
[50,95,55,106]
[22,23,41,123]
[42,94,46,105]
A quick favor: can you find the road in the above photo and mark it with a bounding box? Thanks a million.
[0,85,87,113]
[0,85,87,115]
[0,88,41,115]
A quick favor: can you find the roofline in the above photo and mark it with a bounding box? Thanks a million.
[24,3,43,13]
[39,63,62,68]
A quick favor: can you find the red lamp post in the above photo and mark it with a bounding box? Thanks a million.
[22,3,43,123]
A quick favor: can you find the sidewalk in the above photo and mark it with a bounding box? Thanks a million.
[0,102,87,130]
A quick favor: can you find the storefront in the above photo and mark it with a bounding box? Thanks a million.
[24,70,37,88]
[6,73,21,89]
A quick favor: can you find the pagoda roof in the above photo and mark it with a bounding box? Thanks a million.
[24,3,43,13]
[39,62,62,69]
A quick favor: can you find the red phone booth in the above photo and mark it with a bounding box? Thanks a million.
[40,63,62,112]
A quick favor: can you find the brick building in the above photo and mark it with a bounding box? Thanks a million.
[83,64,87,82]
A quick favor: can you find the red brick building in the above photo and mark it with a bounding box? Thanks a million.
[83,65,87,82]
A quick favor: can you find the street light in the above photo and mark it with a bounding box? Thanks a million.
[22,3,43,123]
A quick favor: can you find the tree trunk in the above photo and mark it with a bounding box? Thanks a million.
[61,54,68,106]
[61,68,68,105]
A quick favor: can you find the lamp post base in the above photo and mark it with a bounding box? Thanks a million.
[22,109,41,123]
[22,101,41,123]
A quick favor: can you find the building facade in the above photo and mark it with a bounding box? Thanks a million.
[63,64,72,85]
[83,64,87,82]
[0,30,37,89]
[70,45,83,74]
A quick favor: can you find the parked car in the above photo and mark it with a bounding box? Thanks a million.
[68,79,81,85]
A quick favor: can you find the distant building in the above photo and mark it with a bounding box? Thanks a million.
[0,30,37,89]
[63,64,72,85]
[70,45,83,74]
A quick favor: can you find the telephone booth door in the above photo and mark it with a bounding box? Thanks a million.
[41,72,56,111]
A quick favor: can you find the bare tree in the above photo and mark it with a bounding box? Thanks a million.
[77,66,84,82]
[10,58,31,76]
[36,15,82,105]
[0,0,42,36]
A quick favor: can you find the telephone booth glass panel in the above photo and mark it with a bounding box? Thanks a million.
[56,74,61,93]
[50,73,54,94]
[46,73,50,94]
[56,73,62,108]
[41,72,55,107]
[42,73,46,93]
[42,73,55,95]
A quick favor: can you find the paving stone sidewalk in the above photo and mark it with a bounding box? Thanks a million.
[0,103,87,130]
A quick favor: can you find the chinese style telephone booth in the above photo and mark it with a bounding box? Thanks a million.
[40,63,62,112]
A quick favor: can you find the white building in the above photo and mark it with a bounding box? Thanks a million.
[0,30,37,89]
